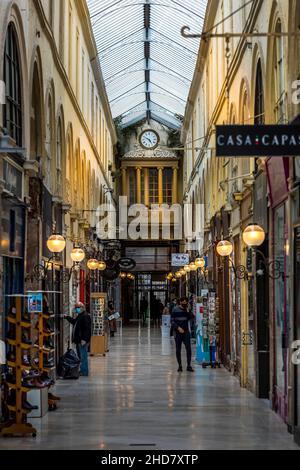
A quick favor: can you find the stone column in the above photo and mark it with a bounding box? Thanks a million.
[121,168,127,197]
[158,166,164,205]
[136,167,142,204]
[172,167,178,204]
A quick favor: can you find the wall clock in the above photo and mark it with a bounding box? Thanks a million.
[139,129,160,150]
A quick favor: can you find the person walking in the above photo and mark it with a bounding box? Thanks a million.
[108,301,117,337]
[140,296,148,326]
[65,302,91,377]
[171,297,194,373]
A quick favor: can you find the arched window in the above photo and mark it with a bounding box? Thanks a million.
[274,20,286,123]
[45,95,53,190]
[3,23,22,146]
[255,60,265,124]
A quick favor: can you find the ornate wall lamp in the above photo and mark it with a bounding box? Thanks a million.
[31,234,66,281]
[217,224,282,280]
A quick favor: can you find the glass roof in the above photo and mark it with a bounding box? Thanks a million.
[87,0,208,129]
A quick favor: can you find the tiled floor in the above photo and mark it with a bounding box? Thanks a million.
[0,327,298,450]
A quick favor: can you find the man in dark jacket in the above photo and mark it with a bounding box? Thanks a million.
[65,302,91,376]
[171,297,194,372]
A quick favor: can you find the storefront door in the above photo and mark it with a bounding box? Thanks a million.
[294,223,300,444]
[273,203,289,421]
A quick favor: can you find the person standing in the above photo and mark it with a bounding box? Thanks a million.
[171,297,194,372]
[65,302,91,376]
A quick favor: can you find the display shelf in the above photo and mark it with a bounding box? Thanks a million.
[1,423,37,438]
[33,344,54,353]
[1,296,37,438]
[42,366,55,372]
[20,364,32,371]
[42,331,55,337]
[7,361,17,368]
[7,339,17,346]
[42,313,55,319]
[7,317,16,324]
[6,383,31,393]
[21,321,32,328]
[7,405,31,415]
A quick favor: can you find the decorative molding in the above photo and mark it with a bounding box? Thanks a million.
[122,148,178,160]
[24,160,40,176]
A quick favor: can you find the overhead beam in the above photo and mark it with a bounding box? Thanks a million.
[144,3,151,123]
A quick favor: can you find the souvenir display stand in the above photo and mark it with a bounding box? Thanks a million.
[90,293,107,356]
[196,291,221,369]
[0,295,37,438]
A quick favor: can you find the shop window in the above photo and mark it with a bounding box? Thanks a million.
[274,20,286,123]
[163,168,172,205]
[9,210,16,253]
[3,23,22,146]
[149,169,158,204]
[129,169,136,206]
[254,60,265,124]
[273,204,288,394]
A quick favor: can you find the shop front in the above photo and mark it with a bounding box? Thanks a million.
[267,157,290,422]
[253,170,270,399]
[0,153,25,338]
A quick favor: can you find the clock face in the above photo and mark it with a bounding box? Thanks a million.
[139,130,160,150]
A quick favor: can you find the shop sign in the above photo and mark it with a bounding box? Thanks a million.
[3,159,23,198]
[216,125,300,157]
[171,253,189,266]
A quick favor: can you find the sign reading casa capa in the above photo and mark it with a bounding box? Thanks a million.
[216,125,300,157]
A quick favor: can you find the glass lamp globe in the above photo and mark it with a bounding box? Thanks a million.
[47,235,66,253]
[172,278,177,283]
[97,261,106,271]
[175,271,182,278]
[120,272,127,279]
[195,257,205,268]
[216,240,233,257]
[71,248,85,263]
[189,262,198,271]
[180,269,186,276]
[243,224,265,247]
[87,259,99,271]
[184,265,191,273]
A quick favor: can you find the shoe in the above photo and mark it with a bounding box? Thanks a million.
[21,312,31,323]
[22,400,38,411]
[43,361,55,369]
[7,328,15,340]
[22,356,31,366]
[23,377,47,389]
[44,339,54,349]
[177,366,183,372]
[6,373,16,385]
[48,393,61,401]
[22,370,40,380]
[187,366,194,372]
[6,351,16,363]
[22,334,31,345]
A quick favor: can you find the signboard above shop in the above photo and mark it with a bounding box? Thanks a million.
[171,253,190,267]
[216,125,300,157]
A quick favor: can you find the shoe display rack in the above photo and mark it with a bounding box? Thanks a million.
[90,293,107,356]
[32,292,60,411]
[0,295,37,438]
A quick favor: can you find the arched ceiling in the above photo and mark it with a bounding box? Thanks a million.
[86,0,208,129]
